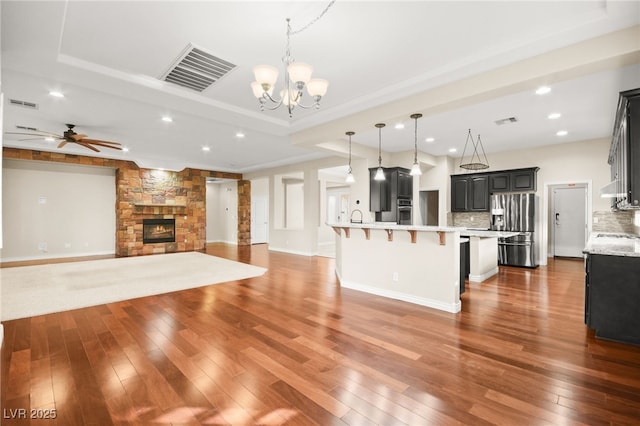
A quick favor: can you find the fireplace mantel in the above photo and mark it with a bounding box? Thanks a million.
[133,203,187,215]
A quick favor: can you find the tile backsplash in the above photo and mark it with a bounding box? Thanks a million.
[451,212,491,229]
[593,210,638,235]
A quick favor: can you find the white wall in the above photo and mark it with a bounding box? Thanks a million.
[206,180,237,244]
[1,159,116,261]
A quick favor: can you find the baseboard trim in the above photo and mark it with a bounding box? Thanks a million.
[335,270,461,313]
[469,267,499,283]
[268,246,316,257]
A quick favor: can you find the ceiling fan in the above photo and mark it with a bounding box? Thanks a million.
[6,124,123,152]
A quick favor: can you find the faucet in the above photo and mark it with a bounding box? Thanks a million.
[350,209,363,223]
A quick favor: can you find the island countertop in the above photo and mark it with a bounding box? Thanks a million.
[326,222,461,232]
[583,232,640,257]
[327,222,519,238]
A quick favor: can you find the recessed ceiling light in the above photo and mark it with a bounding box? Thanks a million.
[394,123,405,130]
[44,137,55,142]
[162,116,173,123]
[48,91,64,98]
[449,148,457,153]
[425,137,435,143]
[548,112,561,119]
[556,130,568,136]
[202,146,211,152]
[122,147,130,152]
[235,132,245,138]
[536,86,551,95]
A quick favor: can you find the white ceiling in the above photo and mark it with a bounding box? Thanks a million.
[2,1,640,174]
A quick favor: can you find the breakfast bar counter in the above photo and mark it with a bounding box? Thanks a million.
[328,222,462,313]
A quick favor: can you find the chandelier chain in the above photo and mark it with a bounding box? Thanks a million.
[289,0,337,35]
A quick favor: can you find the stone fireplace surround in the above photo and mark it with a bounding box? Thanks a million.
[3,148,251,257]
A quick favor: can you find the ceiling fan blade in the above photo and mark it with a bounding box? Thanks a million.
[18,137,58,142]
[5,131,63,138]
[81,138,121,146]
[77,142,100,152]
[58,141,68,148]
[71,134,87,141]
[84,141,123,150]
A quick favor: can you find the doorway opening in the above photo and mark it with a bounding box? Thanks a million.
[419,190,439,226]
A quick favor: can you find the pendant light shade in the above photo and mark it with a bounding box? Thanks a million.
[410,113,423,176]
[345,131,355,183]
[374,123,386,181]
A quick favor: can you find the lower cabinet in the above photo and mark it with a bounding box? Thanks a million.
[585,254,640,345]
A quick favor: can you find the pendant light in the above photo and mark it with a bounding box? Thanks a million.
[345,131,355,183]
[374,123,386,181]
[410,113,423,176]
[459,129,490,170]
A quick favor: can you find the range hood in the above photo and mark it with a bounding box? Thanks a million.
[600,180,626,199]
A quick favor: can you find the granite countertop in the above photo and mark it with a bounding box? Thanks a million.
[583,232,640,257]
[326,222,462,232]
[460,229,521,238]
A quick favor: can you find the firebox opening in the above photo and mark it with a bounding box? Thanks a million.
[143,218,176,244]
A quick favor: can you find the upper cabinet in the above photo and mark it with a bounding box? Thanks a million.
[451,175,489,212]
[606,88,640,209]
[489,168,538,193]
[452,167,539,212]
[369,167,412,212]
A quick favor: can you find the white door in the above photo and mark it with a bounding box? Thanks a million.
[251,196,268,244]
[553,186,586,257]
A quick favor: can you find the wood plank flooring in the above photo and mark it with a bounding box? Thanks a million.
[2,243,640,425]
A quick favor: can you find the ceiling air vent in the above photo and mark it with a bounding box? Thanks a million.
[494,117,518,126]
[9,99,38,109]
[16,125,38,131]
[161,43,236,92]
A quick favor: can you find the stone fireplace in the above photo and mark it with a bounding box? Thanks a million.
[3,148,252,258]
[143,218,176,244]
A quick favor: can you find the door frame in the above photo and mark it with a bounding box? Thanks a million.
[542,180,592,264]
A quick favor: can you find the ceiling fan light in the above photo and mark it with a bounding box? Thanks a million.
[253,65,279,87]
[287,62,313,84]
[410,162,422,176]
[306,78,329,97]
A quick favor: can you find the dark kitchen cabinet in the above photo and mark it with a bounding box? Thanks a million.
[585,253,640,345]
[489,168,538,193]
[369,168,391,212]
[369,167,412,221]
[451,175,489,212]
[607,88,640,209]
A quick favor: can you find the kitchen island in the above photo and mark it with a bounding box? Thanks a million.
[460,230,520,282]
[328,222,463,313]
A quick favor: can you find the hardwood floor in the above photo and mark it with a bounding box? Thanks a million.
[2,243,640,425]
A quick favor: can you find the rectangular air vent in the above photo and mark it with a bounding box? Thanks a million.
[161,43,236,92]
[495,117,518,126]
[9,99,38,109]
[16,125,38,131]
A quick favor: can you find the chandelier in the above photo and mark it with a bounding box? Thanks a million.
[251,2,335,117]
[459,129,490,170]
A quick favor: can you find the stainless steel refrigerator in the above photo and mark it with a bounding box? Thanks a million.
[490,193,537,267]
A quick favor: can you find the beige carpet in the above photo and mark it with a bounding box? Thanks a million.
[1,252,267,321]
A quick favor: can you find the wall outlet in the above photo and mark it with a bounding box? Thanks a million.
[593,217,599,224]
[64,243,71,249]
[392,272,399,282]
[38,242,48,252]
